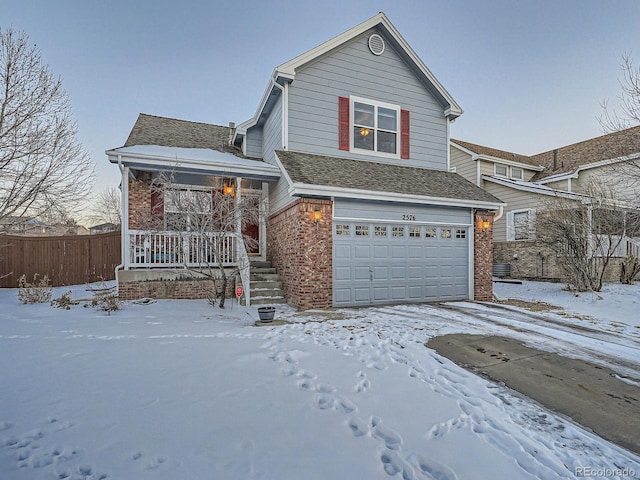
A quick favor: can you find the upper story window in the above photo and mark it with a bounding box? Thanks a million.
[339,96,410,159]
[495,163,508,177]
[511,167,523,180]
[352,98,399,156]
[495,163,525,180]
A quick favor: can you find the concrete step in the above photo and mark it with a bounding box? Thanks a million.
[252,287,284,297]
[251,280,283,289]
[250,261,273,269]
[250,295,286,305]
[250,273,281,282]
[251,267,277,275]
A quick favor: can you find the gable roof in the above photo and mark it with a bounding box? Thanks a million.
[276,150,503,209]
[451,139,543,169]
[276,12,462,119]
[530,125,640,179]
[124,113,238,153]
[236,12,462,140]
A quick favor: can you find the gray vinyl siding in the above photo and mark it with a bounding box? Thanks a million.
[244,127,263,158]
[450,147,477,184]
[262,98,283,165]
[480,161,496,178]
[334,198,471,225]
[261,97,295,213]
[287,28,448,170]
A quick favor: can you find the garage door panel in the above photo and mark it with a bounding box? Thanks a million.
[373,265,389,280]
[391,245,406,258]
[354,245,371,258]
[391,266,405,279]
[334,288,352,303]
[334,266,352,281]
[354,287,371,302]
[354,266,370,280]
[407,266,422,279]
[373,286,390,301]
[373,245,389,259]
[391,286,406,299]
[335,244,351,259]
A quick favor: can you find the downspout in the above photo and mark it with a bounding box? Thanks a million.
[114,155,127,289]
[493,205,504,222]
[271,79,288,150]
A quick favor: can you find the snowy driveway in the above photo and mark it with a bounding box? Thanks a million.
[1,283,639,479]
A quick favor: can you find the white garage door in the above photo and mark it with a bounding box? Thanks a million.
[333,221,470,307]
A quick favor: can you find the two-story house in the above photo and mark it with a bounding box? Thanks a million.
[451,126,640,280]
[107,13,504,309]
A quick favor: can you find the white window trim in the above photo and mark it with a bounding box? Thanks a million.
[506,208,536,241]
[510,166,523,180]
[494,163,508,177]
[350,95,401,159]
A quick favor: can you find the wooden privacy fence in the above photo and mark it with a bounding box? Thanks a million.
[0,231,121,288]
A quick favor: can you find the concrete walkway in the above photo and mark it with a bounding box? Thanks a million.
[428,334,640,455]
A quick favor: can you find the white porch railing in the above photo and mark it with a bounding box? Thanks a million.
[127,230,238,268]
[126,229,252,306]
[589,234,640,258]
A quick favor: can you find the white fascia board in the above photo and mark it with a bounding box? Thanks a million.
[106,149,281,179]
[482,175,585,200]
[450,141,479,160]
[479,154,545,171]
[233,72,282,142]
[288,183,505,210]
[537,171,579,184]
[275,12,462,119]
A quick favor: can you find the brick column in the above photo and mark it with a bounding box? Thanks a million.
[268,198,333,309]
[474,210,495,301]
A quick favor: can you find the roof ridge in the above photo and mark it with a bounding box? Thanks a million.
[137,112,230,130]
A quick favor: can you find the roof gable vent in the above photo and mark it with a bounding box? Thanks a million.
[368,33,385,56]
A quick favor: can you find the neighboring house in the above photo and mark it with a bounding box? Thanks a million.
[451,126,640,280]
[107,13,504,308]
[89,223,120,234]
[0,217,53,236]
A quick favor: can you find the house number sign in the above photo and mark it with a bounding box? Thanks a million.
[402,214,417,221]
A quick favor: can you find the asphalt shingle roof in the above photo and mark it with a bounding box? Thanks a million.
[276,150,503,205]
[530,125,640,178]
[124,113,243,155]
[452,139,541,167]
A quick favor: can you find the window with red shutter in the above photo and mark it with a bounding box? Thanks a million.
[345,95,404,158]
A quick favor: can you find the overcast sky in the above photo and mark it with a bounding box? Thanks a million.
[4,0,640,211]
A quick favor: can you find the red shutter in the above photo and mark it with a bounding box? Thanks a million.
[338,96,350,151]
[400,109,410,159]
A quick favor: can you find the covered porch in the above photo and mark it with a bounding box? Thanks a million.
[107,144,281,304]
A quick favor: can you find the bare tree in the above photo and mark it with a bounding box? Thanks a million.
[0,28,94,225]
[88,185,121,227]
[599,53,640,189]
[537,182,640,291]
[148,174,260,308]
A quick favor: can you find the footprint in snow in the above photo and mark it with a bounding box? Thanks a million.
[370,416,402,450]
[347,416,369,437]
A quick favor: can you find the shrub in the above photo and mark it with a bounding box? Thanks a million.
[17,274,52,304]
[51,290,79,310]
[88,281,121,315]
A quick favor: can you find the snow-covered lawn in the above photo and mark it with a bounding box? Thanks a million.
[1,281,639,479]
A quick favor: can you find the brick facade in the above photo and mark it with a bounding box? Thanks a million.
[267,198,333,309]
[474,210,495,301]
[118,270,237,301]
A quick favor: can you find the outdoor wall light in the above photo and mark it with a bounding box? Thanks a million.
[223,180,236,197]
[312,209,322,224]
[477,216,491,232]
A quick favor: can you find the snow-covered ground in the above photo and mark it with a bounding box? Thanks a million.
[1,281,639,480]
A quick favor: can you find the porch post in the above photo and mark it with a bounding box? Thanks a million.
[122,166,130,269]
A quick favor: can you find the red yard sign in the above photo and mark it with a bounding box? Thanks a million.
[235,286,243,298]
